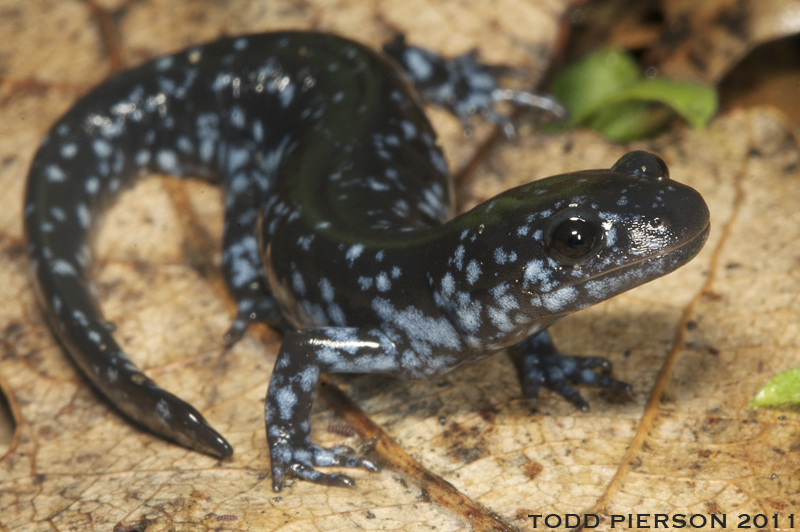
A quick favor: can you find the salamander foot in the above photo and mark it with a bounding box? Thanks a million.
[270,443,378,492]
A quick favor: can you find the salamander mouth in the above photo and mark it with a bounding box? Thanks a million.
[613,220,710,277]
[546,220,710,304]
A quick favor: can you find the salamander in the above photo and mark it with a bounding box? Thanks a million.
[24,31,710,491]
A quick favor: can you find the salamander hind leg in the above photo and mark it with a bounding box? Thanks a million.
[514,331,633,412]
[220,201,284,345]
[220,149,287,345]
[266,327,423,491]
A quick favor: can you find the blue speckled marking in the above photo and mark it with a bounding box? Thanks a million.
[25,31,709,492]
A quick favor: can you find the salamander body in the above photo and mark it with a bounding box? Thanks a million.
[24,31,710,491]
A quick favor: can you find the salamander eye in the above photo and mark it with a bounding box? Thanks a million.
[546,217,604,265]
[611,150,669,181]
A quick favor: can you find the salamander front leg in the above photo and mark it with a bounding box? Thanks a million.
[266,327,412,491]
[514,331,632,411]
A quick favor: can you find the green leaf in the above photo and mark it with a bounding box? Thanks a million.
[597,78,717,130]
[749,367,800,408]
[587,101,674,143]
[552,47,718,141]
[553,48,640,125]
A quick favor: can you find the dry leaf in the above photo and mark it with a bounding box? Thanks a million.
[2,1,800,531]
[654,0,800,82]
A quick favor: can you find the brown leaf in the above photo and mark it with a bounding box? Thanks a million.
[2,1,800,531]
[652,0,800,83]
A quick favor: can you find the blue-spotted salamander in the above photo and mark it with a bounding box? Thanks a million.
[24,31,710,491]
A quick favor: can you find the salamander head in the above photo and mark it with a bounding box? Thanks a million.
[427,151,709,348]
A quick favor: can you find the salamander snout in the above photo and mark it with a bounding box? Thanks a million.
[610,151,709,263]
[609,150,709,259]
